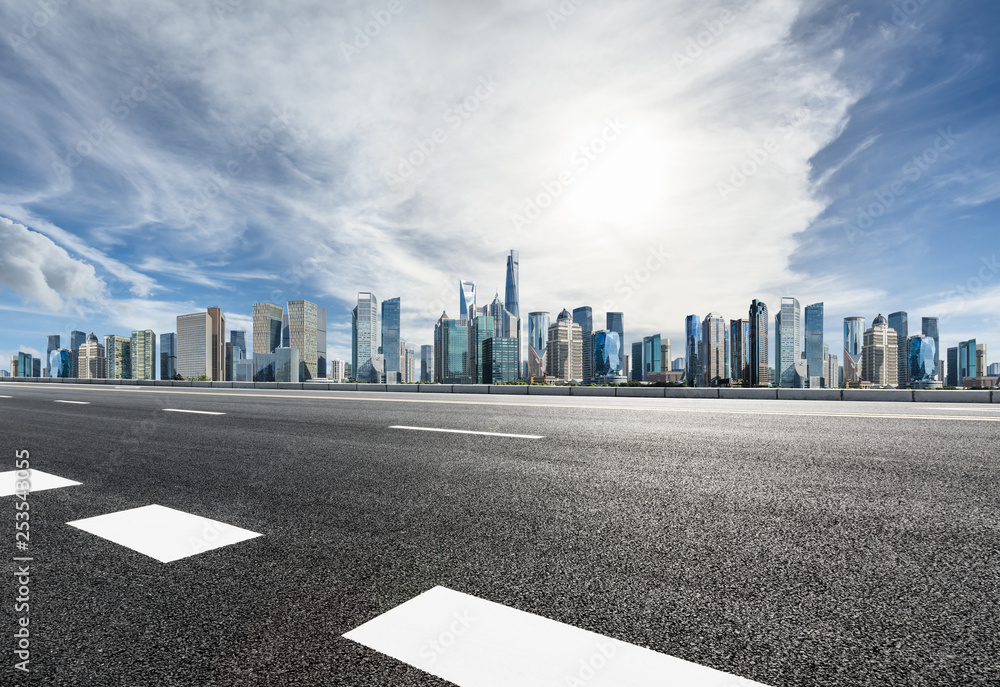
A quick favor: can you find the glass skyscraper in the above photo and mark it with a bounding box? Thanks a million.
[958,339,978,384]
[606,312,624,346]
[592,330,623,379]
[843,317,865,386]
[105,334,132,380]
[730,319,751,386]
[922,317,940,381]
[775,297,801,387]
[471,314,495,383]
[483,337,519,383]
[685,314,701,387]
[131,329,156,380]
[631,341,643,382]
[527,311,550,380]
[504,250,519,319]
[908,335,937,387]
[804,302,824,384]
[49,349,71,378]
[382,297,402,383]
[253,302,284,355]
[888,311,909,388]
[946,346,959,387]
[573,306,594,383]
[642,333,662,380]
[353,292,379,383]
[420,344,434,383]
[434,315,471,384]
[160,333,177,380]
[46,334,60,376]
[459,280,477,321]
[701,313,728,386]
[749,300,769,387]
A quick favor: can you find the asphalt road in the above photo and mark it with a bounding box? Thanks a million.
[1,384,999,686]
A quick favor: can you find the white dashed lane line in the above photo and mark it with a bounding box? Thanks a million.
[390,426,544,439]
[162,409,226,415]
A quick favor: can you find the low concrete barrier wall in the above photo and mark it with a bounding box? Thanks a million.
[452,385,489,394]
[570,387,616,397]
[527,385,571,396]
[419,385,453,393]
[842,389,913,402]
[777,389,842,401]
[720,388,777,400]
[914,389,992,403]
[488,385,529,395]
[663,388,719,399]
[616,387,666,398]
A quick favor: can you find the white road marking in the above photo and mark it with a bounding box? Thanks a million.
[345,586,769,687]
[0,395,12,398]
[54,400,90,404]
[162,408,226,415]
[67,504,261,564]
[390,425,544,439]
[0,470,81,497]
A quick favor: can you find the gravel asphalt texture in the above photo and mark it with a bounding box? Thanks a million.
[1,385,998,686]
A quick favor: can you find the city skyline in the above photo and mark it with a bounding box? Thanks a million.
[2,3,999,373]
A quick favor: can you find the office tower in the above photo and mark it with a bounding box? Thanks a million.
[131,329,156,380]
[546,309,583,383]
[434,313,471,384]
[989,363,1000,377]
[701,313,728,387]
[273,347,300,383]
[316,306,327,377]
[843,317,865,386]
[606,312,624,346]
[226,330,247,381]
[862,315,898,387]
[9,355,18,377]
[573,306,594,383]
[921,317,941,380]
[730,319,751,386]
[46,334,60,377]
[253,302,284,355]
[49,349,71,378]
[177,308,225,380]
[672,357,685,372]
[353,292,379,383]
[631,341,643,382]
[504,250,519,318]
[104,335,132,380]
[470,314,495,383]
[592,330,623,382]
[887,311,909,388]
[231,358,251,382]
[459,280,477,321]
[381,297,402,383]
[420,345,434,383]
[685,314,702,387]
[483,337,519,383]
[805,303,825,383]
[253,353,276,382]
[642,334,662,381]
[946,347,959,386]
[958,339,978,384]
[749,300,769,387]
[976,344,987,379]
[661,340,671,375]
[283,300,322,380]
[77,333,107,379]
[160,333,177,380]
[328,359,345,383]
[19,352,33,377]
[908,335,938,387]
[527,312,550,380]
[825,351,839,389]
[775,297,801,387]
[70,330,86,377]
[405,348,416,383]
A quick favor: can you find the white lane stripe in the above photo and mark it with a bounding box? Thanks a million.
[54,400,90,404]
[390,425,543,439]
[345,586,769,687]
[162,408,226,415]
[0,395,12,398]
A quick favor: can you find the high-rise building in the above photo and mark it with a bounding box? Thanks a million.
[353,292,379,383]
[208,306,226,381]
[701,313,728,387]
[573,306,594,383]
[273,347,299,383]
[49,349,71,378]
[284,300,323,381]
[775,297,801,387]
[459,280,477,321]
[253,302,284,355]
[685,314,701,387]
[177,308,225,380]
[887,311,909,388]
[405,348,417,383]
[862,314,898,387]
[631,341,643,382]
[592,330,623,382]
[70,330,86,377]
[160,333,177,380]
[253,353,276,382]
[946,346,959,386]
[730,319,751,386]
[527,311,550,380]
[420,345,434,383]
[825,350,840,389]
[131,329,156,380]
[77,333,107,379]
[908,335,939,388]
[504,250,519,319]
[843,316,865,386]
[483,337,519,383]
[226,330,247,381]
[921,317,941,381]
[46,334,60,377]
[470,314,495,384]
[642,333,662,381]
[31,358,40,377]
[546,309,583,383]
[606,312,624,347]
[976,344,987,380]
[234,358,253,382]
[434,313,471,384]
[382,297,402,383]
[16,352,32,378]
[989,362,1000,377]
[749,300,769,387]
[329,359,346,383]
[672,357,685,372]
[958,339,978,384]
[805,303,824,384]
[105,335,132,380]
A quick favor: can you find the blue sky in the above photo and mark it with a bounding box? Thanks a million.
[1,0,998,374]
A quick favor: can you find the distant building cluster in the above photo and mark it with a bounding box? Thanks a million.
[4,250,998,389]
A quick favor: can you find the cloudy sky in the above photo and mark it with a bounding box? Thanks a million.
[2,0,998,372]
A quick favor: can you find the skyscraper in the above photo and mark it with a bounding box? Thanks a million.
[253,302,284,355]
[888,311,909,388]
[70,330,86,377]
[701,313,728,387]
[77,333,107,379]
[420,345,434,383]
[504,250,519,318]
[946,346,959,386]
[470,314,495,383]
[105,335,132,380]
[642,333,662,381]
[685,314,701,387]
[546,309,583,383]
[177,309,225,380]
[921,317,941,381]
[908,335,938,388]
[730,319,751,386]
[606,312,624,346]
[976,344,987,380]
[131,329,156,380]
[434,313,471,384]
[208,306,226,381]
[804,303,824,384]
[592,330,623,381]
[483,337,519,383]
[958,339,978,384]
[573,306,594,383]
[46,334,60,377]
[862,314,898,387]
[459,280,477,321]
[353,292,379,383]
[284,300,323,380]
[749,300,769,387]
[843,316,865,386]
[160,333,177,380]
[227,330,247,381]
[527,311,550,380]
[382,297,402,383]
[631,341,643,382]
[775,297,801,387]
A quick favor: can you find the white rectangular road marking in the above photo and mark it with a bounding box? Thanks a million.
[54,400,90,404]
[67,504,261,563]
[344,586,769,687]
[0,395,12,398]
[162,408,226,415]
[0,470,82,497]
[390,426,544,439]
